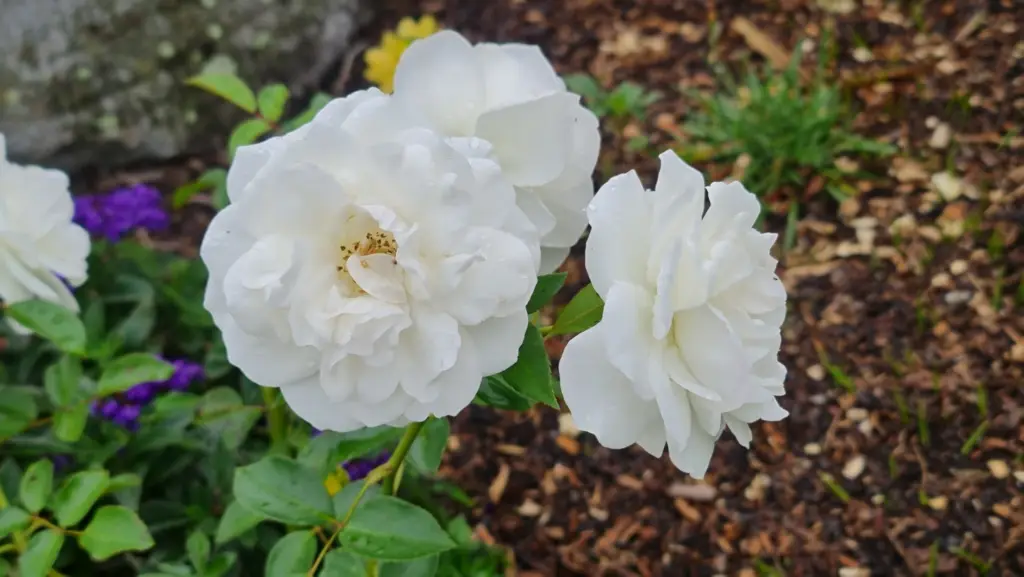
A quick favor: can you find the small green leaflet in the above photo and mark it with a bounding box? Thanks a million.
[5,300,87,355]
[526,272,567,313]
[77,506,155,561]
[549,283,604,336]
[500,324,558,408]
[186,73,257,113]
[97,353,174,396]
[228,118,272,159]
[257,84,289,122]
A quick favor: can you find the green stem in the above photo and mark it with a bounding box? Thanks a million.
[339,420,424,523]
[0,486,27,553]
[261,388,288,455]
[306,525,341,577]
[365,559,380,577]
[379,420,424,495]
[338,477,376,528]
[309,421,427,577]
[30,515,81,537]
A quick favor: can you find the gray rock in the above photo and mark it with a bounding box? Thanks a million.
[0,0,372,169]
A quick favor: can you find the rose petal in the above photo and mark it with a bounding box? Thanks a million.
[560,326,662,450]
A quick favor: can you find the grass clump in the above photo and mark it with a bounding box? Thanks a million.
[678,38,895,246]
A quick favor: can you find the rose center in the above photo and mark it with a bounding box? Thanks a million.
[333,221,400,298]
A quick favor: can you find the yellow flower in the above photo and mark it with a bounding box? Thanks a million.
[396,14,438,39]
[323,466,350,497]
[363,15,440,93]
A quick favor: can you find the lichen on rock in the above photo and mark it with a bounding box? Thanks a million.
[0,0,371,169]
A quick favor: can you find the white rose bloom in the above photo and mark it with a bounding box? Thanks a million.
[0,134,90,330]
[559,150,788,478]
[201,90,541,431]
[391,30,600,273]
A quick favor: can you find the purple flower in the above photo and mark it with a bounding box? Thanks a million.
[90,399,120,419]
[104,185,170,235]
[123,382,158,404]
[342,452,391,481]
[73,184,169,241]
[73,196,105,236]
[112,404,141,430]
[91,357,204,431]
[166,359,204,391]
[50,455,73,472]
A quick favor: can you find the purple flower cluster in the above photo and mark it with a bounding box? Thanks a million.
[50,454,74,472]
[74,184,170,241]
[91,359,204,430]
[342,452,391,481]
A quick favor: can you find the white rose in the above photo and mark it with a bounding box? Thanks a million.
[559,150,788,478]
[391,30,600,273]
[201,90,541,431]
[0,134,90,330]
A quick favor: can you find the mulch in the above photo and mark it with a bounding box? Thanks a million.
[406,1,1023,575]
[72,0,1024,574]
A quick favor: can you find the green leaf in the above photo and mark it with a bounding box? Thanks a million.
[80,298,106,342]
[186,73,257,113]
[332,427,404,463]
[320,550,366,577]
[299,427,403,473]
[43,356,84,406]
[53,403,89,443]
[5,300,86,355]
[0,506,31,539]
[527,273,567,313]
[203,335,232,380]
[214,500,263,545]
[108,473,142,492]
[197,387,261,451]
[187,529,211,572]
[170,180,206,209]
[78,505,155,561]
[108,275,156,347]
[563,73,603,101]
[331,481,379,519]
[549,283,604,336]
[228,118,272,159]
[381,556,439,577]
[257,84,289,122]
[97,353,174,396]
[49,469,110,527]
[143,564,192,577]
[445,516,474,545]
[282,92,331,132]
[0,388,38,438]
[205,552,238,577]
[233,456,333,526]
[172,168,228,209]
[0,459,23,501]
[500,324,557,408]
[18,529,63,577]
[264,531,316,575]
[473,375,531,411]
[339,496,456,561]
[109,472,142,511]
[408,418,449,474]
[19,460,54,514]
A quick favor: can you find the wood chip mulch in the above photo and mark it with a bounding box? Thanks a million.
[414,0,1024,575]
